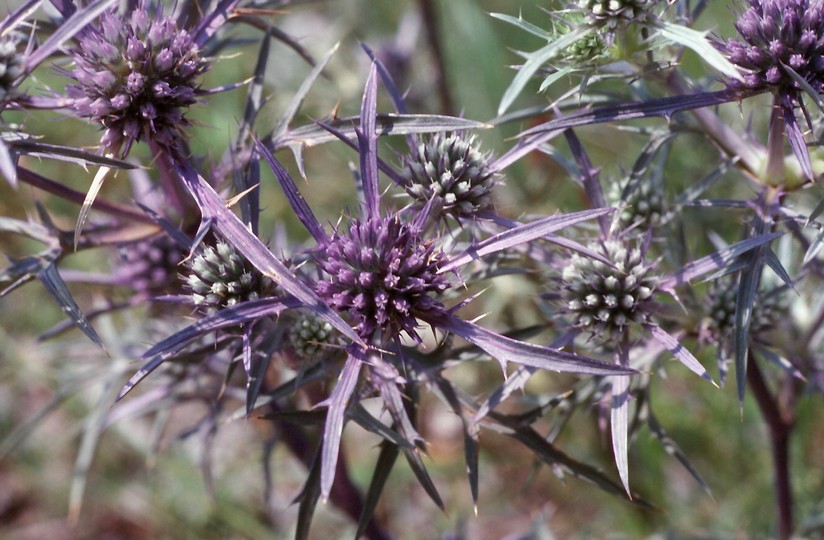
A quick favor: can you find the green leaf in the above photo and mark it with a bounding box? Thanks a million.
[656,22,743,82]
[498,26,590,116]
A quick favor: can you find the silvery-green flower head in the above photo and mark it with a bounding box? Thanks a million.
[400,133,498,223]
[315,214,451,341]
[722,0,824,97]
[705,277,785,339]
[287,311,341,363]
[185,241,271,311]
[0,33,23,102]
[559,239,658,334]
[578,0,657,30]
[66,3,208,155]
[608,179,667,232]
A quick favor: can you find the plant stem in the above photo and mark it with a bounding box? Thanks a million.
[746,356,795,540]
[417,0,454,115]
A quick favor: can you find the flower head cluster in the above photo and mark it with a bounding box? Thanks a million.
[559,239,657,333]
[608,179,667,231]
[115,234,185,297]
[0,34,23,102]
[184,241,270,311]
[705,278,785,339]
[287,311,340,362]
[400,133,497,222]
[316,215,451,341]
[67,5,207,154]
[577,0,656,30]
[723,0,824,97]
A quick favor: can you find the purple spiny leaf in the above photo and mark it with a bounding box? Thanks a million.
[660,233,781,290]
[255,137,329,245]
[193,0,242,47]
[320,350,363,501]
[24,0,119,75]
[519,90,746,138]
[434,314,635,376]
[358,63,380,219]
[647,325,715,384]
[117,298,299,401]
[442,208,613,273]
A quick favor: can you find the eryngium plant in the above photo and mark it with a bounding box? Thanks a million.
[185,240,272,310]
[67,3,207,155]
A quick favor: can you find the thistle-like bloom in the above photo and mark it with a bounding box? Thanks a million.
[608,179,667,232]
[400,133,498,223]
[115,234,186,298]
[287,311,340,362]
[316,215,451,341]
[67,4,208,155]
[705,278,784,339]
[0,34,23,102]
[723,0,824,97]
[559,239,657,333]
[577,0,656,30]
[185,240,271,311]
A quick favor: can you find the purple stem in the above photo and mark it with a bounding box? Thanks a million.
[747,355,795,540]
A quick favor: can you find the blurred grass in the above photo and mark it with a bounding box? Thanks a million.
[1,1,823,539]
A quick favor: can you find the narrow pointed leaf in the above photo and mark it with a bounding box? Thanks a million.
[648,325,715,383]
[402,446,445,511]
[24,0,119,74]
[0,0,44,35]
[519,90,742,138]
[442,208,612,273]
[74,165,111,250]
[358,63,380,218]
[0,139,16,187]
[39,263,102,347]
[498,26,589,116]
[274,114,489,150]
[656,22,743,81]
[646,403,711,495]
[782,105,814,181]
[435,315,635,376]
[295,444,322,540]
[118,298,297,400]
[611,370,631,496]
[255,138,328,245]
[193,0,242,47]
[273,43,340,141]
[320,351,362,501]
[356,441,400,540]
[489,12,554,40]
[660,232,780,289]
[734,250,764,408]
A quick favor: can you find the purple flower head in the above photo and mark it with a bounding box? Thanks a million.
[723,0,824,97]
[67,3,208,155]
[316,214,451,342]
[558,238,658,334]
[114,233,186,298]
[399,133,498,224]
